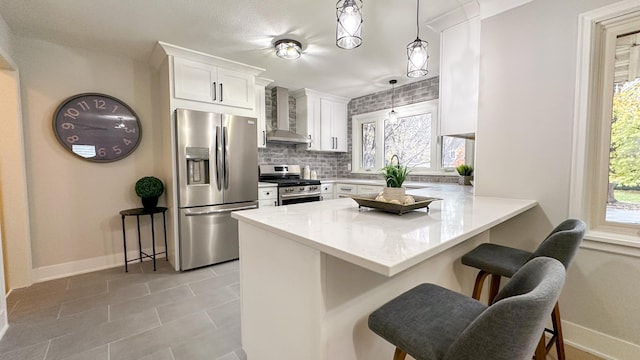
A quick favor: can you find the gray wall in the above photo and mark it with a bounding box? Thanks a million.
[259,77,456,183]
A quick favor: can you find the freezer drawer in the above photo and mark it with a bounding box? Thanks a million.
[179,202,257,270]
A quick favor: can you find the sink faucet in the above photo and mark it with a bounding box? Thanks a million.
[389,154,400,167]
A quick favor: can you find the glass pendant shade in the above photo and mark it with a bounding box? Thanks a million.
[407,38,429,77]
[407,0,429,77]
[336,0,363,49]
[389,109,397,121]
[275,39,302,60]
[389,79,397,120]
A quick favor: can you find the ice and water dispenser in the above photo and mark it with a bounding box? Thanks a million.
[185,147,210,185]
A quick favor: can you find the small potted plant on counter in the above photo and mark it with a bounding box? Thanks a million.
[456,164,474,185]
[135,176,164,211]
[380,155,410,202]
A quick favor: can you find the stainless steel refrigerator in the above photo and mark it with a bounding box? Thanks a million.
[176,108,258,270]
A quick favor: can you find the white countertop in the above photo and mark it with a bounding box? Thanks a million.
[258,182,277,188]
[319,178,439,188]
[233,184,537,276]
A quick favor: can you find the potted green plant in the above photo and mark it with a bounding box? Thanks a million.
[456,164,474,185]
[381,156,410,202]
[135,176,164,211]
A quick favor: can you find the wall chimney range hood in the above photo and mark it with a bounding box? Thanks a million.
[266,87,310,145]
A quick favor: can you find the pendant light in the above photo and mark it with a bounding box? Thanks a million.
[389,80,398,121]
[407,0,429,77]
[336,0,363,50]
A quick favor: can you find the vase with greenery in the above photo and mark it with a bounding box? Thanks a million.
[456,164,474,185]
[381,156,410,201]
[135,176,164,211]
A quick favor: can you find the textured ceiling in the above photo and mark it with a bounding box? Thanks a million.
[0,0,478,98]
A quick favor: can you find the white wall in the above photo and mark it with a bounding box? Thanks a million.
[14,37,163,279]
[476,0,640,357]
[0,13,33,291]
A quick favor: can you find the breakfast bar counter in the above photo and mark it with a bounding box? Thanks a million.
[231,185,537,360]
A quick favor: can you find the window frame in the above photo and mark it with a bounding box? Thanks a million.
[571,2,640,252]
[351,99,450,175]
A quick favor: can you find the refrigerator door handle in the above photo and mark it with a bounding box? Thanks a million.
[215,125,222,190]
[184,204,258,216]
[224,126,230,189]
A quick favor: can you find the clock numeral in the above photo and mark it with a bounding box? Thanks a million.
[98,148,107,157]
[61,122,75,130]
[67,135,79,143]
[112,145,122,155]
[64,108,80,120]
[111,105,119,113]
[94,100,106,109]
[77,101,89,111]
[124,127,136,133]
[123,138,132,146]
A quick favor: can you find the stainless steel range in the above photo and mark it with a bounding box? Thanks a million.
[259,165,321,206]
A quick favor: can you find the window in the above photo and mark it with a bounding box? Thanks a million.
[572,5,640,242]
[441,136,467,168]
[352,100,444,174]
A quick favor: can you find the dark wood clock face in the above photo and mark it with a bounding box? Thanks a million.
[53,93,142,162]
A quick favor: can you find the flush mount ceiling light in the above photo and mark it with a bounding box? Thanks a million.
[275,39,302,60]
[389,79,398,121]
[336,0,363,50]
[407,0,429,77]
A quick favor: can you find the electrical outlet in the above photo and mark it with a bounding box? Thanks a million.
[347,163,352,171]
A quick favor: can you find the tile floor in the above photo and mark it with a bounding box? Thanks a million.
[0,259,244,360]
[0,258,606,360]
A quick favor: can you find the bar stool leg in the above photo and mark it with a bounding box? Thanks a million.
[393,347,407,360]
[535,335,547,359]
[488,274,501,304]
[551,302,566,360]
[121,215,128,272]
[150,213,157,271]
[471,270,490,300]
[136,215,142,264]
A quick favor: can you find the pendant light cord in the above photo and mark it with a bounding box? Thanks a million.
[416,0,420,38]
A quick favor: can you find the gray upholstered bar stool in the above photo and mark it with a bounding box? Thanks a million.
[460,218,586,360]
[368,257,566,360]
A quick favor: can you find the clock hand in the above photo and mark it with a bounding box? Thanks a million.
[75,124,108,131]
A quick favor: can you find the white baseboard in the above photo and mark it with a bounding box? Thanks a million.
[563,319,640,360]
[0,321,8,341]
[31,247,167,283]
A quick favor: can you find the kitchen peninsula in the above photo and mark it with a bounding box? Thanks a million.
[231,185,537,360]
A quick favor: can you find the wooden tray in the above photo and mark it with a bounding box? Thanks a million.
[350,195,441,215]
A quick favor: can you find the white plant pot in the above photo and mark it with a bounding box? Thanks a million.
[383,187,406,202]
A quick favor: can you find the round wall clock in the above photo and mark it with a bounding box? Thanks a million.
[52,93,142,162]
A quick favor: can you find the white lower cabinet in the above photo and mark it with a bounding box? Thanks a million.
[336,183,357,198]
[357,185,383,197]
[321,183,334,200]
[259,186,277,207]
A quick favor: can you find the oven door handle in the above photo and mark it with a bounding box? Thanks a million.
[279,192,322,199]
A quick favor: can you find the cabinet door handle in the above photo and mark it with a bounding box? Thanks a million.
[212,82,217,101]
[308,135,312,148]
[263,131,266,146]
[220,83,223,102]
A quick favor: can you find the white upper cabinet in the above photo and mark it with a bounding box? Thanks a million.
[439,17,480,136]
[255,77,273,149]
[293,89,349,153]
[320,98,348,152]
[174,57,254,109]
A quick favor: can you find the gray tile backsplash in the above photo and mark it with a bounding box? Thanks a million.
[258,78,456,183]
